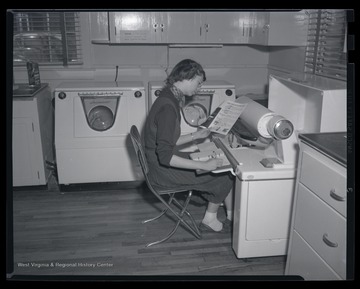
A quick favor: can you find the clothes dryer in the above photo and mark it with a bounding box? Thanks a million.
[54,81,146,185]
[148,80,236,134]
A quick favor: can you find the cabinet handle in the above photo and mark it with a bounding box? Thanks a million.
[330,189,346,202]
[322,233,338,248]
[205,23,209,32]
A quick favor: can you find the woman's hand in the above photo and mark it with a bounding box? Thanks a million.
[200,158,224,171]
[193,128,211,140]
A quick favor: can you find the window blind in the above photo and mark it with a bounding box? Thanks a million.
[13,11,83,66]
[304,9,347,81]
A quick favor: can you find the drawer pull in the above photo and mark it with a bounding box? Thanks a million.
[322,233,338,248]
[330,189,346,202]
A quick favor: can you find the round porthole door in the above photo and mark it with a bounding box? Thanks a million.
[81,96,120,132]
[87,105,114,131]
[182,94,212,127]
[182,103,208,127]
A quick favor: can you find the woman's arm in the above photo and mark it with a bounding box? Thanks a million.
[176,128,211,146]
[169,154,223,171]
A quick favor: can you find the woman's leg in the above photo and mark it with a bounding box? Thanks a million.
[201,202,223,231]
[224,188,233,221]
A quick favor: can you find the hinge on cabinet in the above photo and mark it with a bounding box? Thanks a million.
[37,171,40,179]
[32,123,34,132]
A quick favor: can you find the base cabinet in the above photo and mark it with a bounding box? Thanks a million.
[12,85,54,186]
[285,135,347,280]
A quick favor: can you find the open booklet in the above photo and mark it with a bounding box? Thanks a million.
[199,100,248,135]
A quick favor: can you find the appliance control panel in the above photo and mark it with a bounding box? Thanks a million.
[77,91,123,97]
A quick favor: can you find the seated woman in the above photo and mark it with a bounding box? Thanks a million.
[144,59,234,233]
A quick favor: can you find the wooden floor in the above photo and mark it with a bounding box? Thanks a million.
[11,176,286,280]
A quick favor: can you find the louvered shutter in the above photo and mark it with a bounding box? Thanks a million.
[13,11,83,66]
[304,9,347,81]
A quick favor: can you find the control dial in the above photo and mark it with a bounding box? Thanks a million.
[134,91,142,98]
[155,89,161,97]
[58,91,66,99]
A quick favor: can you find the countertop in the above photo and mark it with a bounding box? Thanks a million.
[299,132,347,166]
[13,83,48,98]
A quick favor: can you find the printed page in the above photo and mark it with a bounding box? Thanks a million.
[207,101,248,135]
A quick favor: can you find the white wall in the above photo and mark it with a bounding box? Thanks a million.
[267,46,306,78]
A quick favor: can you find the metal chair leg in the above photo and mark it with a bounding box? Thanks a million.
[172,195,201,236]
[142,209,167,224]
[175,191,201,238]
[145,191,201,247]
[146,220,181,247]
[142,194,175,224]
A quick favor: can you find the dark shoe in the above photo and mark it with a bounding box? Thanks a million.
[199,222,230,234]
[222,219,232,231]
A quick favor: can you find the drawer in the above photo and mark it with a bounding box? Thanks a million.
[286,231,341,280]
[300,150,346,217]
[294,184,346,279]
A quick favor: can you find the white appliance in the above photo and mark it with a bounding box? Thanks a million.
[54,81,146,185]
[148,80,236,136]
[225,73,347,259]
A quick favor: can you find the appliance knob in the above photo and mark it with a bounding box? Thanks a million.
[225,89,233,96]
[155,89,161,97]
[58,91,66,99]
[134,91,142,98]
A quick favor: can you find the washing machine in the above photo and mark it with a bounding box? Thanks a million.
[54,81,146,185]
[148,80,236,136]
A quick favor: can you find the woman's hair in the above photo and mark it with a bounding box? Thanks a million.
[165,59,206,86]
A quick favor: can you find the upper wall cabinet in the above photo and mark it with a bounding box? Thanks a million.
[249,11,309,46]
[161,11,254,44]
[89,12,111,43]
[109,12,156,43]
[200,12,251,44]
[166,12,202,43]
[107,12,202,44]
[89,11,309,46]
[104,11,255,44]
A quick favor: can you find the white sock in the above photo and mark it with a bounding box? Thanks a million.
[226,210,233,221]
[202,211,223,231]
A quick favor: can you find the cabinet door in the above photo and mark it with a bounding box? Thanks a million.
[246,179,294,240]
[109,11,155,43]
[166,12,201,43]
[248,12,269,45]
[287,231,341,280]
[152,12,167,43]
[89,11,110,43]
[13,118,39,186]
[267,11,309,46]
[202,12,249,43]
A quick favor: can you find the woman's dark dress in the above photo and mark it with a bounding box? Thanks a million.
[143,86,233,204]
